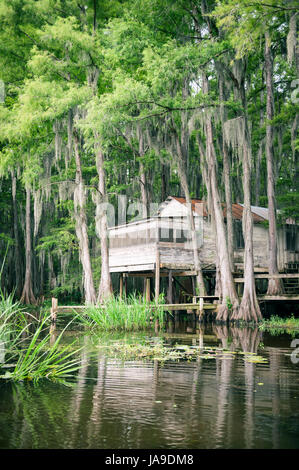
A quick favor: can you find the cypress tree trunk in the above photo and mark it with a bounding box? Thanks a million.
[206,120,239,320]
[237,140,262,322]
[196,133,223,300]
[223,144,234,272]
[264,32,284,295]
[161,164,168,202]
[95,146,113,302]
[175,77,206,296]
[48,253,56,291]
[219,77,234,272]
[85,61,112,302]
[139,163,148,218]
[137,126,149,218]
[176,142,206,296]
[234,83,262,322]
[73,132,97,304]
[11,171,22,297]
[20,185,36,305]
[255,90,264,206]
[201,75,238,320]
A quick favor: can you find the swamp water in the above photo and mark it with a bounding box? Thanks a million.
[0,320,299,449]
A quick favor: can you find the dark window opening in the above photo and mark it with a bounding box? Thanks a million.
[159,227,174,242]
[286,226,298,252]
[234,220,244,249]
[175,229,189,243]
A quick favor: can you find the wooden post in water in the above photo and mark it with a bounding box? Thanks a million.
[199,326,204,348]
[124,274,127,298]
[154,251,160,331]
[50,323,57,345]
[145,277,151,303]
[236,281,242,298]
[167,270,173,304]
[51,297,58,323]
[119,273,123,298]
[199,297,204,319]
[155,250,160,303]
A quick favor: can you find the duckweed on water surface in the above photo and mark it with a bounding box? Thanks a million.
[99,339,268,364]
[259,315,299,336]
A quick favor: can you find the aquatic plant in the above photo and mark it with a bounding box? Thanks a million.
[226,296,233,311]
[0,289,34,330]
[0,288,36,365]
[98,339,268,364]
[242,354,268,364]
[0,314,83,385]
[81,294,166,331]
[259,315,299,335]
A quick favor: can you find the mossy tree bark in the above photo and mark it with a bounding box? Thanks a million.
[11,171,23,297]
[219,77,234,273]
[95,146,113,302]
[201,75,239,321]
[137,125,149,218]
[176,150,206,297]
[73,132,97,305]
[265,32,284,295]
[234,83,262,323]
[20,185,36,305]
[255,90,264,206]
[175,78,206,296]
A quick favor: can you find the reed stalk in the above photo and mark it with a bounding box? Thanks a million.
[81,294,166,331]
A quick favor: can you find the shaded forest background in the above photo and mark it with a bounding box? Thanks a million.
[0,0,298,320]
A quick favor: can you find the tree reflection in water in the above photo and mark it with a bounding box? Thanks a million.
[4,323,299,449]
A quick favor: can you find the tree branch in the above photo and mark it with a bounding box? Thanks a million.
[247,2,298,11]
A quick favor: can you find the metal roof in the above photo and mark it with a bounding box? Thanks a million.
[169,197,267,222]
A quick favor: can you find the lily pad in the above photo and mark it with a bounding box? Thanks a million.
[243,356,268,364]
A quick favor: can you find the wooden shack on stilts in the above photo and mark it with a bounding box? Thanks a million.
[108,196,299,312]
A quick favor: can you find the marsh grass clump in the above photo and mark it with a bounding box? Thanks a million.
[81,294,166,331]
[0,290,31,328]
[0,311,83,385]
[0,289,35,366]
[259,315,299,335]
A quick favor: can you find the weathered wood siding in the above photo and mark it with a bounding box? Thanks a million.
[108,215,298,273]
[158,245,194,269]
[277,225,299,270]
[200,219,217,266]
[109,243,157,272]
[240,224,269,269]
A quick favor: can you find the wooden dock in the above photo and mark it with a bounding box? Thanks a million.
[234,273,299,282]
[257,295,299,301]
[50,279,299,323]
[50,297,218,322]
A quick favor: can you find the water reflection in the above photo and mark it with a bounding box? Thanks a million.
[1,322,299,449]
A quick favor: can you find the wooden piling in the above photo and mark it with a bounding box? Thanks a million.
[199,297,204,317]
[167,270,173,304]
[155,250,160,303]
[119,273,123,298]
[198,326,204,348]
[51,297,58,323]
[145,277,151,303]
[124,274,127,297]
[49,323,57,345]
